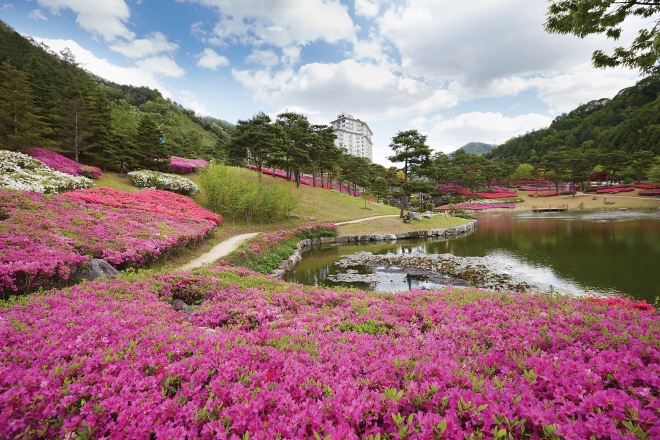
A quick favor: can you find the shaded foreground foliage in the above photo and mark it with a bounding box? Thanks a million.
[0,266,658,439]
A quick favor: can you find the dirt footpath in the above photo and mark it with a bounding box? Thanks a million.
[178,232,260,271]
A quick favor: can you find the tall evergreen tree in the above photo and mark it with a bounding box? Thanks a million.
[58,72,93,162]
[86,86,113,163]
[0,60,49,150]
[388,129,432,217]
[276,112,312,188]
[136,114,168,170]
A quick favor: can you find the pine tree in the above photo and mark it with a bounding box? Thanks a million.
[58,72,93,162]
[136,114,168,170]
[86,86,113,166]
[26,54,58,142]
[0,60,49,150]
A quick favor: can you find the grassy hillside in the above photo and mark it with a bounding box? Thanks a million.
[487,75,660,161]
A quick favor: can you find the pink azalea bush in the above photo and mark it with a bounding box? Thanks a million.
[170,156,210,174]
[434,203,516,211]
[0,189,216,296]
[639,189,660,196]
[62,187,223,224]
[596,187,635,194]
[0,268,658,439]
[528,192,559,198]
[24,148,102,179]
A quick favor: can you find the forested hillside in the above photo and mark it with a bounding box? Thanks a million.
[451,142,493,156]
[0,19,233,169]
[487,76,660,161]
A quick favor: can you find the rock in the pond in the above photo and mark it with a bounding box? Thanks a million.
[384,234,397,241]
[304,216,316,221]
[320,237,336,244]
[396,232,409,239]
[335,236,350,243]
[288,214,300,220]
[172,299,193,317]
[370,234,385,241]
[83,259,120,281]
[358,235,371,241]
[271,269,285,278]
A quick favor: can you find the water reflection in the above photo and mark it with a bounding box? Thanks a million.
[285,211,660,302]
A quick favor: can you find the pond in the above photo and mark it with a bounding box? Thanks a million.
[285,211,660,303]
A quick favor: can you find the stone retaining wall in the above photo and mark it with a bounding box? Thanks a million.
[271,219,477,278]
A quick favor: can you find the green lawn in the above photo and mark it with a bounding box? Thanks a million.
[338,215,469,236]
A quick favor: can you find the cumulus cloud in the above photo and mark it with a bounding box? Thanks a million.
[245,49,280,66]
[415,112,553,153]
[176,90,208,115]
[28,9,48,20]
[354,0,380,18]
[109,32,178,58]
[2,4,14,12]
[178,0,357,48]
[37,0,134,41]
[196,48,229,70]
[233,59,458,121]
[30,37,185,96]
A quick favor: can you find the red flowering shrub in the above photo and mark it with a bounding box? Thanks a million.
[639,189,660,196]
[528,192,559,197]
[596,187,634,194]
[62,187,222,224]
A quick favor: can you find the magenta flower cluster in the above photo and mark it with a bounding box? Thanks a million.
[62,187,223,224]
[170,156,209,174]
[434,203,516,211]
[1,268,658,439]
[247,165,363,197]
[24,148,102,179]
[0,189,215,295]
[639,189,660,196]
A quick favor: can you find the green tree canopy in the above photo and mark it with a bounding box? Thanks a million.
[545,0,660,75]
[388,129,432,182]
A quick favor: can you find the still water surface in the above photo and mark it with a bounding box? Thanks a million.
[285,211,660,302]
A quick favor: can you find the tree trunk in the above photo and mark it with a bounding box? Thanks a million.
[320,165,325,188]
[312,166,316,187]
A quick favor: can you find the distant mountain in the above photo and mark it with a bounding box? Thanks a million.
[450,142,494,156]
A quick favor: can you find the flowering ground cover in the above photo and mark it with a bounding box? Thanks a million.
[636,183,660,189]
[62,187,223,224]
[0,150,92,193]
[517,186,555,192]
[0,189,216,296]
[434,203,516,211]
[434,184,518,199]
[1,267,658,439]
[247,165,362,197]
[24,148,102,179]
[596,187,635,194]
[639,189,660,196]
[475,192,519,199]
[170,156,209,174]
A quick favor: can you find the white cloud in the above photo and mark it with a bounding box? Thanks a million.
[178,0,357,48]
[245,49,279,66]
[30,37,185,96]
[176,90,208,115]
[354,0,380,18]
[420,112,553,153]
[1,4,14,12]
[28,9,48,20]
[196,48,229,70]
[37,0,134,41]
[109,32,178,58]
[135,56,186,77]
[233,59,458,121]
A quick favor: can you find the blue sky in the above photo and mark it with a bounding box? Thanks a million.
[0,0,644,164]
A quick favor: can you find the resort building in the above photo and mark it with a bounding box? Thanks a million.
[329,112,373,161]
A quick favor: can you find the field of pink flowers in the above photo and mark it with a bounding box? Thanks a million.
[1,267,658,439]
[170,156,209,174]
[247,165,363,197]
[24,148,102,179]
[0,189,216,296]
[434,203,516,211]
[62,188,223,224]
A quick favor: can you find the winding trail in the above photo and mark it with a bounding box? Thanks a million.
[335,215,400,225]
[178,232,260,271]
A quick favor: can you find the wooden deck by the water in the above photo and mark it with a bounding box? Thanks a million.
[532,204,568,212]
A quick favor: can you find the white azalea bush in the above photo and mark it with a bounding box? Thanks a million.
[127,170,199,195]
[0,150,93,194]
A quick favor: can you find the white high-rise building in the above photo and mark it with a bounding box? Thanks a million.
[329,112,373,161]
